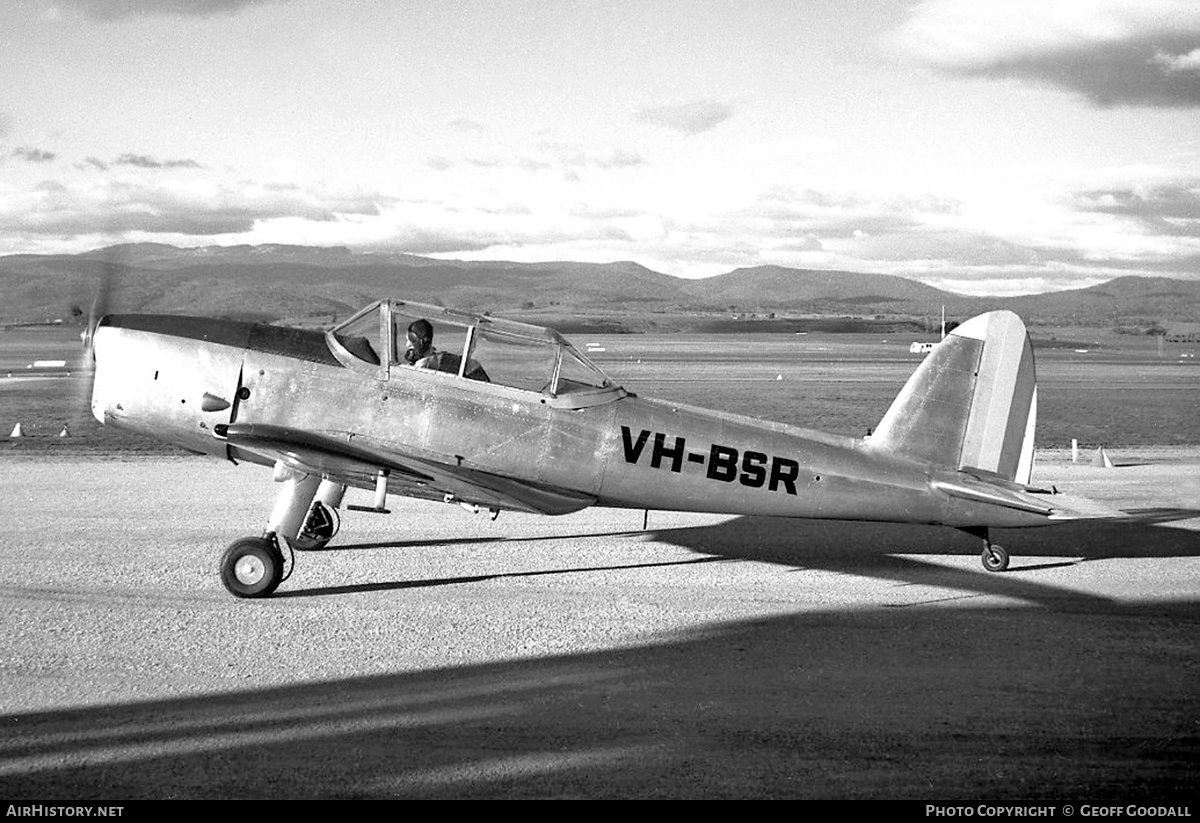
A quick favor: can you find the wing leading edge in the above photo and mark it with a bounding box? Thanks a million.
[219,423,596,516]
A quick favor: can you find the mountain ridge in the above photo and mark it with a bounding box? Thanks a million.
[2,244,1197,330]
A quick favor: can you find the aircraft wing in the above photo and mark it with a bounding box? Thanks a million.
[220,423,596,516]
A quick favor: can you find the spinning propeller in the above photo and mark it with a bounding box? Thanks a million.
[77,259,116,425]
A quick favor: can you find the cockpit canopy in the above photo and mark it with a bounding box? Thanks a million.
[329,300,623,408]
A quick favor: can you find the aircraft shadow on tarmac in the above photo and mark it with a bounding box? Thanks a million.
[277,555,730,598]
[648,509,1200,567]
[328,530,646,552]
[642,512,1200,614]
[291,510,1200,606]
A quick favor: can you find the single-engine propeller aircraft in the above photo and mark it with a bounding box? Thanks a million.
[84,298,1116,598]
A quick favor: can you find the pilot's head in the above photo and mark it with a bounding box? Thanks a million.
[405,319,434,364]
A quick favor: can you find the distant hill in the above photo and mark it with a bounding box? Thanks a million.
[991,277,1200,328]
[1,244,1197,331]
[679,265,951,308]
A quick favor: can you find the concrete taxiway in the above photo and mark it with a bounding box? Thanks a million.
[0,450,1197,798]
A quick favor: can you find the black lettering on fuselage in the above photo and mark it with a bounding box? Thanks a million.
[651,432,686,473]
[706,444,738,482]
[740,451,768,488]
[621,426,651,464]
[769,456,800,494]
[620,426,798,495]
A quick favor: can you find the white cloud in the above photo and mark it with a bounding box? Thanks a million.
[449,118,487,134]
[633,101,735,135]
[13,147,57,163]
[1152,48,1200,75]
[896,1,1197,64]
[894,0,1200,106]
[57,0,278,21]
[923,274,1111,297]
[0,172,382,238]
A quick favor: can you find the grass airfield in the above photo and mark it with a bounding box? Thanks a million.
[0,323,1197,799]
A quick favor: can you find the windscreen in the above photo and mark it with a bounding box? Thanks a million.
[332,304,382,365]
[555,346,612,394]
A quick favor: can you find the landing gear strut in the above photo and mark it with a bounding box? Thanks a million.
[962,527,1010,572]
[219,465,347,598]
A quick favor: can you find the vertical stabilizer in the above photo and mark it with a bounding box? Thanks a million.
[870,311,1037,484]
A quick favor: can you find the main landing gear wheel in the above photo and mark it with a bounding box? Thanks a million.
[981,543,1010,573]
[220,536,285,598]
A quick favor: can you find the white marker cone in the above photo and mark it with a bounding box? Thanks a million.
[9,423,23,438]
[1090,446,1114,469]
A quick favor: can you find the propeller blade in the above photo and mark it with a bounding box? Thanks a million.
[82,260,114,356]
[78,260,116,424]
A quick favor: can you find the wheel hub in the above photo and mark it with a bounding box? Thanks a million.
[234,555,266,585]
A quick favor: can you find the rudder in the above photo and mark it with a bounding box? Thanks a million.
[870,311,1037,484]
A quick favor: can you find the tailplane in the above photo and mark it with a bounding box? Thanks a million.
[870,311,1037,484]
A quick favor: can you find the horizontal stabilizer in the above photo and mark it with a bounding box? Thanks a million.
[933,477,1129,522]
[1042,492,1131,521]
[931,478,1054,516]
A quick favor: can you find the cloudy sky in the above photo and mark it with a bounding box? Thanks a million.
[1,0,1198,295]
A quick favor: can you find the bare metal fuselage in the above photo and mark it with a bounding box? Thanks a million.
[91,317,1049,530]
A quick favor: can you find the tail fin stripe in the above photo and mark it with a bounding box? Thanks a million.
[958,312,1035,479]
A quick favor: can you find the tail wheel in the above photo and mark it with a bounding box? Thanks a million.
[981,543,1010,572]
[220,536,284,598]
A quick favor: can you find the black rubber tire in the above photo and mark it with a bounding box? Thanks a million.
[220,536,284,598]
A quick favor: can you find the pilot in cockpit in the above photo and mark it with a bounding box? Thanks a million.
[404,317,490,381]
[404,319,439,369]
